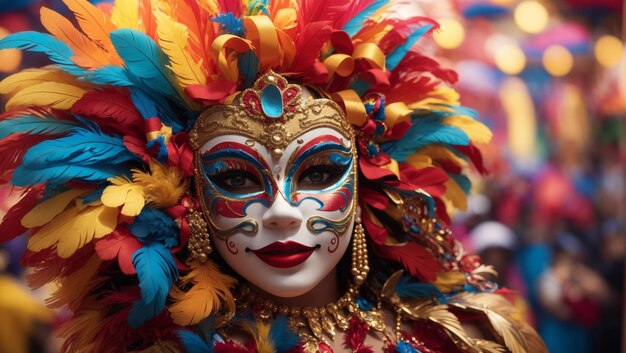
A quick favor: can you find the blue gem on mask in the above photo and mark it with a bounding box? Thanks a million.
[261,84,283,118]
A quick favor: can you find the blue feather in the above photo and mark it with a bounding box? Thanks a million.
[342,0,390,37]
[82,186,106,204]
[245,0,269,15]
[395,275,443,299]
[128,242,178,328]
[210,13,244,36]
[145,136,169,164]
[395,340,419,353]
[130,88,184,133]
[128,207,179,248]
[450,174,471,194]
[86,65,135,87]
[12,125,139,186]
[0,31,86,76]
[386,24,433,71]
[268,316,299,353]
[0,116,78,139]
[178,330,213,353]
[381,113,469,162]
[238,50,259,87]
[130,88,158,119]
[109,29,180,100]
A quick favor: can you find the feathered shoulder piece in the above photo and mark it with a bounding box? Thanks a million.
[0,0,543,351]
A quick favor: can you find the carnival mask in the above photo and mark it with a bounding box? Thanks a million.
[191,72,357,297]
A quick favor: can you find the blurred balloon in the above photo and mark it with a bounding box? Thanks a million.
[543,45,573,77]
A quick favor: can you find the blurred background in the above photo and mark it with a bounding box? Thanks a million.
[0,0,624,352]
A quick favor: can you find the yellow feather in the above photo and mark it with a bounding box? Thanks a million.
[57,308,105,351]
[27,203,118,258]
[111,0,140,30]
[63,0,123,64]
[132,162,188,208]
[414,146,467,169]
[21,189,89,228]
[154,11,207,87]
[169,260,236,326]
[101,176,146,216]
[40,7,112,68]
[406,154,433,169]
[5,82,86,111]
[444,178,468,211]
[443,115,493,145]
[433,271,466,292]
[255,321,274,353]
[47,255,105,311]
[0,68,90,97]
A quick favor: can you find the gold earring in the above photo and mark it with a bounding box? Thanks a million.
[187,210,212,263]
[351,222,369,285]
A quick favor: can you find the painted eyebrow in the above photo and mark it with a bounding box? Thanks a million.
[202,141,270,169]
[291,135,350,161]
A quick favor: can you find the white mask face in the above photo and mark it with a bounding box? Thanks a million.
[197,127,356,297]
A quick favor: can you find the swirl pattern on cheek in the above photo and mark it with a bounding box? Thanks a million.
[285,135,357,236]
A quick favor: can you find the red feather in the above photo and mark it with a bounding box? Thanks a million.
[95,226,142,275]
[297,0,351,31]
[123,135,150,163]
[0,133,50,182]
[25,244,95,289]
[70,89,144,137]
[456,144,487,175]
[377,17,437,54]
[374,242,441,282]
[0,185,44,242]
[291,22,333,73]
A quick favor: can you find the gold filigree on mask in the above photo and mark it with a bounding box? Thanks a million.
[190,71,355,151]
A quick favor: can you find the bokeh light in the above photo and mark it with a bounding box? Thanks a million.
[595,35,623,68]
[0,27,22,73]
[543,44,573,76]
[494,44,526,75]
[514,1,549,34]
[433,18,465,49]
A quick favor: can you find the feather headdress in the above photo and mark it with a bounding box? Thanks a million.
[0,0,544,352]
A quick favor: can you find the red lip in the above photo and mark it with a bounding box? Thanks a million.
[251,241,317,268]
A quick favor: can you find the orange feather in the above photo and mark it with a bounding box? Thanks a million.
[62,0,123,65]
[40,7,111,68]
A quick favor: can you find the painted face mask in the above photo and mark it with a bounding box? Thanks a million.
[191,72,357,297]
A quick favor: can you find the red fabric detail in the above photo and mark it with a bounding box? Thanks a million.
[94,226,142,275]
[360,189,389,210]
[214,340,251,353]
[331,30,353,54]
[0,185,45,242]
[144,117,162,133]
[359,158,396,180]
[374,242,441,282]
[186,80,237,106]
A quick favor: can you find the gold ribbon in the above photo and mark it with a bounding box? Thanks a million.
[324,43,385,82]
[243,16,281,69]
[352,43,385,69]
[332,89,367,127]
[211,34,253,82]
[324,54,354,78]
[384,102,412,130]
